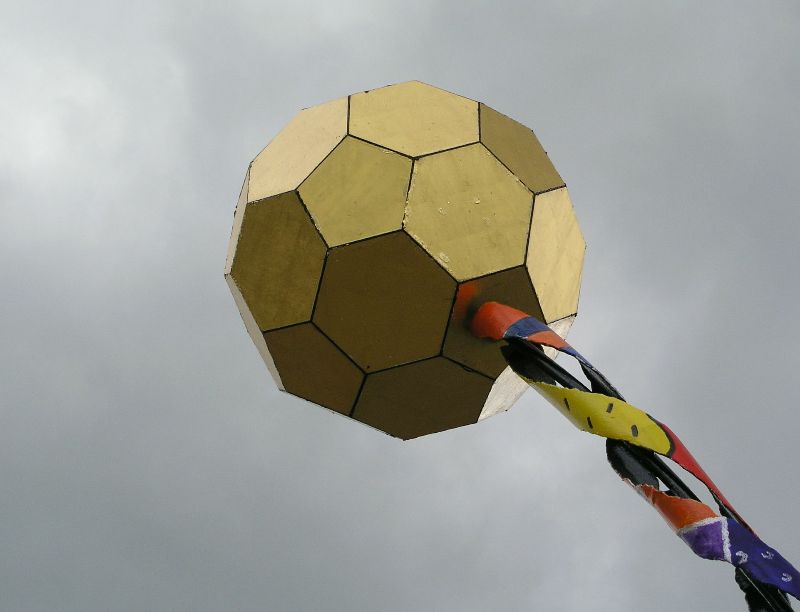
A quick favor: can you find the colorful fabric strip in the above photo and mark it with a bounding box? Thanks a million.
[471,301,799,601]
[521,381,673,456]
[637,485,799,599]
[472,302,739,520]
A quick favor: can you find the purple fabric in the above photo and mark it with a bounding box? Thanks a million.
[504,317,591,365]
[679,519,727,561]
[727,518,800,599]
[678,518,799,600]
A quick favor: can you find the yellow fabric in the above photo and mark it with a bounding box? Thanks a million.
[523,379,672,455]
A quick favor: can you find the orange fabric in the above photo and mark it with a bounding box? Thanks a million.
[451,282,479,325]
[639,484,718,531]
[471,302,528,341]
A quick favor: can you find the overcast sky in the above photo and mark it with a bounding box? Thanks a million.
[2,1,799,611]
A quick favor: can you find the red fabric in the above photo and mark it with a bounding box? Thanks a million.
[659,420,745,527]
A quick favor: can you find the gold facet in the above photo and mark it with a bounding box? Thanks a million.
[228,192,327,331]
[480,104,564,194]
[405,144,533,281]
[264,323,363,415]
[353,357,493,440]
[313,232,455,372]
[442,267,544,378]
[224,167,250,276]
[527,187,585,322]
[349,81,478,157]
[298,137,412,247]
[227,274,283,390]
[249,97,348,202]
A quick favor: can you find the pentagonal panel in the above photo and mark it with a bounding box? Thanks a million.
[228,192,327,331]
[442,267,544,378]
[249,96,347,202]
[264,323,363,415]
[405,144,533,281]
[353,357,494,440]
[313,232,455,372]
[479,103,564,195]
[298,136,412,247]
[527,187,585,322]
[349,81,478,157]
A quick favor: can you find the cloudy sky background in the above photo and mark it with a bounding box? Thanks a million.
[3,1,799,610]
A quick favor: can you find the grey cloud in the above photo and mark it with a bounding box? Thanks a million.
[2,1,798,610]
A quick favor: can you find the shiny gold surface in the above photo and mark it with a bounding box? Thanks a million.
[228,84,585,438]
[264,323,363,415]
[249,96,347,202]
[228,192,327,331]
[442,267,544,378]
[353,357,493,440]
[405,144,532,281]
[349,81,478,157]
[313,232,455,372]
[298,136,412,247]
[527,187,585,322]
[479,104,564,195]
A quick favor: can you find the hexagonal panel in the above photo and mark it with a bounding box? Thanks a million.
[298,136,412,247]
[479,103,564,195]
[353,357,494,440]
[405,144,533,281]
[313,232,456,372]
[227,192,327,331]
[527,187,585,322]
[442,267,544,378]
[349,81,478,157]
[249,96,347,202]
[264,323,364,415]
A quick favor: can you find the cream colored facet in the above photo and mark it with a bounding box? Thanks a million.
[298,137,412,246]
[543,315,576,360]
[527,188,585,322]
[249,97,348,202]
[478,366,529,421]
[349,81,478,157]
[405,144,532,281]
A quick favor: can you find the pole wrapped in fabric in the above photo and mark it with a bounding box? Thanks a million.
[472,301,799,605]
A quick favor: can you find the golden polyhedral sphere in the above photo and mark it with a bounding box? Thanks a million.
[225,81,584,439]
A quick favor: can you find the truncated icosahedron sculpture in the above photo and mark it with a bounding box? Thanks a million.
[225,81,585,439]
